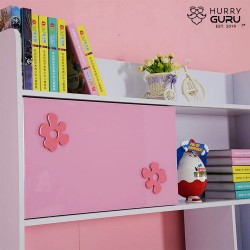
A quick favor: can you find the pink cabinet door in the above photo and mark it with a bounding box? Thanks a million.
[24,98,178,219]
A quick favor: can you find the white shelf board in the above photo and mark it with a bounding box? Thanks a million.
[22,90,250,116]
[25,198,250,227]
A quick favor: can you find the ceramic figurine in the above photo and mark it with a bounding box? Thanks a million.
[177,139,209,202]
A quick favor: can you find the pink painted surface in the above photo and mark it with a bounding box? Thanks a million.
[25,221,79,250]
[0,0,249,73]
[79,212,185,250]
[24,98,178,218]
[25,212,185,250]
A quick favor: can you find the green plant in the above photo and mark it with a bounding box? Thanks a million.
[138,53,181,74]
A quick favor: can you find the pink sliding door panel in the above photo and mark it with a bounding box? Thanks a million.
[24,98,178,218]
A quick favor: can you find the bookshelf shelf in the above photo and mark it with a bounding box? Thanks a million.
[1,28,250,250]
[22,90,250,116]
[25,198,250,227]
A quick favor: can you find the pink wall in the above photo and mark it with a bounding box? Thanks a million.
[1,0,248,249]
[1,0,249,73]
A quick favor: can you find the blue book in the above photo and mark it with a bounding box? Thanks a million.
[236,190,250,199]
[48,17,58,92]
[0,6,21,33]
[21,8,32,90]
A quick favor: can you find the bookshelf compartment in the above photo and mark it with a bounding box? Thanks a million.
[23,97,178,219]
[184,206,237,250]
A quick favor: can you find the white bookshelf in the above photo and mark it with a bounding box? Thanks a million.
[1,28,250,250]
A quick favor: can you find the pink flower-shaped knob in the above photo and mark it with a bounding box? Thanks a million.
[39,113,69,152]
[141,162,167,194]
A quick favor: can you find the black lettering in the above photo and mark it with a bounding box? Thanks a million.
[225,16,233,23]
[224,8,229,14]
[218,16,225,23]
[217,8,222,14]
[233,16,241,23]
[210,16,217,23]
[210,8,216,14]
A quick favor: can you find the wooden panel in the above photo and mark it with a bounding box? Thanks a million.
[96,58,234,104]
[239,204,250,250]
[24,98,178,218]
[236,115,250,149]
[233,71,250,105]
[184,206,237,250]
[79,212,185,250]
[25,222,79,250]
[176,114,236,149]
[0,30,24,250]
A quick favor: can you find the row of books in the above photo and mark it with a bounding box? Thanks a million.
[0,5,106,95]
[205,149,250,200]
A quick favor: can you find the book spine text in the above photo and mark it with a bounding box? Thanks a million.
[77,25,106,96]
[57,19,67,93]
[39,15,49,92]
[32,14,40,90]
[48,17,58,92]
[21,8,32,90]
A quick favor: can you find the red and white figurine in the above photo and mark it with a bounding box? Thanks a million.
[177,139,209,203]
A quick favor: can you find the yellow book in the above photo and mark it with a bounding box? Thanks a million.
[38,15,49,91]
[233,166,250,173]
[32,14,40,90]
[77,25,106,96]
[57,19,67,93]
[233,173,250,182]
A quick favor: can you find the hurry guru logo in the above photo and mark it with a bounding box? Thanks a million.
[187,6,246,29]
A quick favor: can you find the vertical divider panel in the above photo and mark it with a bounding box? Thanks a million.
[184,206,237,250]
[239,204,250,250]
[235,205,243,250]
[0,30,24,250]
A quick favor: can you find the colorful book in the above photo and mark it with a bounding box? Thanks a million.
[38,15,49,92]
[66,23,98,95]
[206,182,250,191]
[207,157,250,166]
[205,190,250,199]
[21,8,32,90]
[207,173,250,182]
[0,6,21,33]
[208,149,250,158]
[31,14,40,91]
[206,165,250,174]
[48,17,58,92]
[77,25,106,96]
[0,6,23,87]
[57,19,67,93]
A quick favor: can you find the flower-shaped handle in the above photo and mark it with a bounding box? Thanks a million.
[39,113,69,152]
[141,162,167,194]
